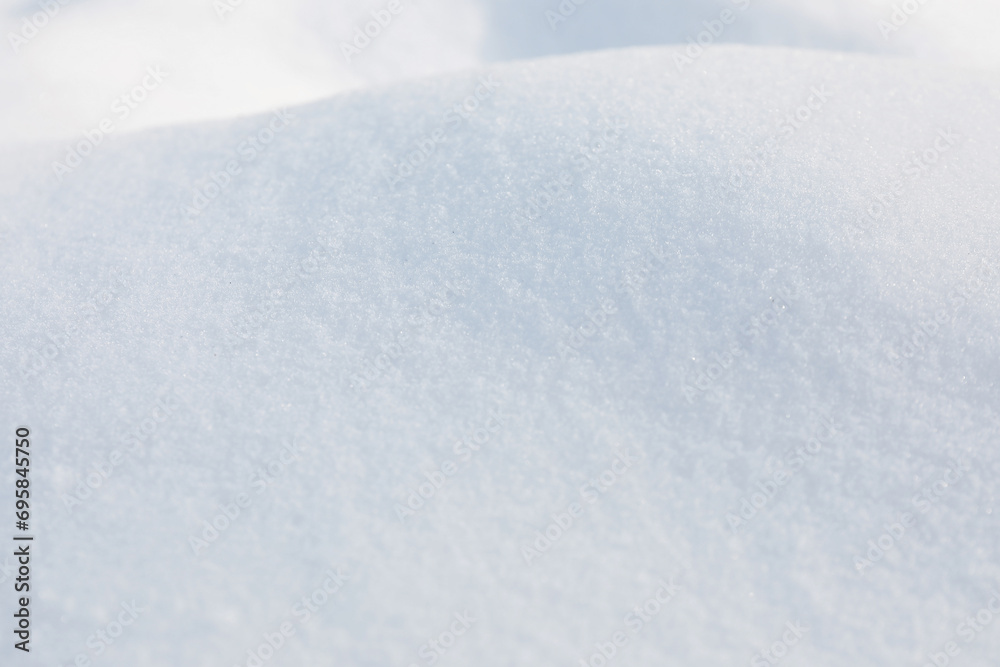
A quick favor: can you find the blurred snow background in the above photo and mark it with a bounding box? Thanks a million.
[1,0,999,143]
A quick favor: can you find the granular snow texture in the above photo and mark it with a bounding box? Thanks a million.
[1,45,999,667]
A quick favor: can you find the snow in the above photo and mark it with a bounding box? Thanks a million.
[3,0,1000,143]
[1,42,1000,667]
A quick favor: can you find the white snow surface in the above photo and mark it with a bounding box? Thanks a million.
[2,0,1000,143]
[1,44,1000,666]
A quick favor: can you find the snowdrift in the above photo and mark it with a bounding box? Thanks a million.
[1,45,999,666]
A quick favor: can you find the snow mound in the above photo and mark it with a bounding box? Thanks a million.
[1,45,999,667]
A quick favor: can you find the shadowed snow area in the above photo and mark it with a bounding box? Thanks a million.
[1,44,999,666]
